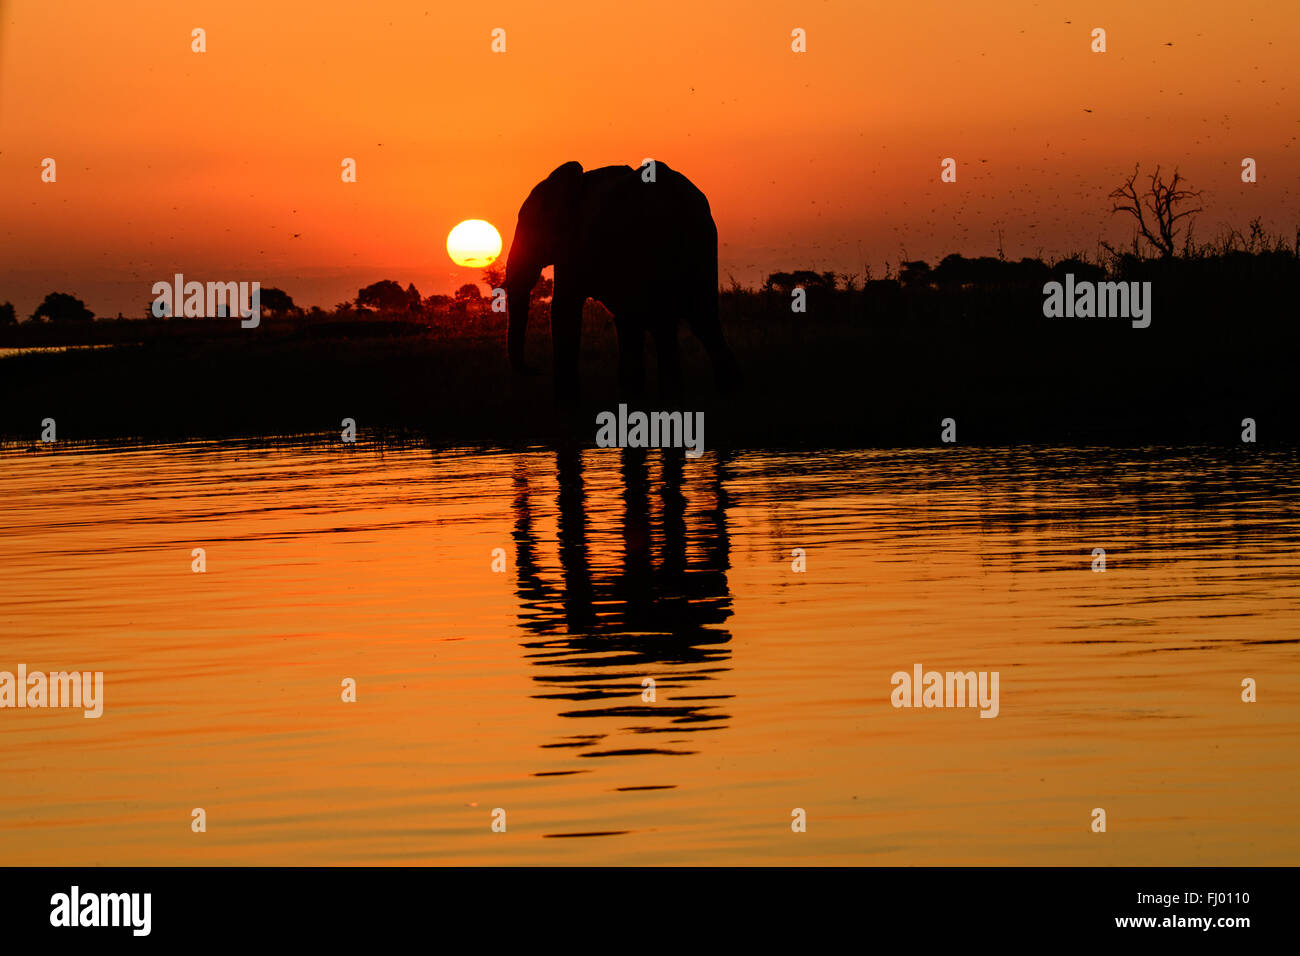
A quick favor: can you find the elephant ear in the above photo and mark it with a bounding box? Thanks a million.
[544,161,584,197]
[543,161,584,254]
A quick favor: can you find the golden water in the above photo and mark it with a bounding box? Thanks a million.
[1,441,1295,864]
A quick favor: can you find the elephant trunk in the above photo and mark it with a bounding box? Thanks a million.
[505,245,541,374]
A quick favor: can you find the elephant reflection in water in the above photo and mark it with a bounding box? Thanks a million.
[511,446,734,757]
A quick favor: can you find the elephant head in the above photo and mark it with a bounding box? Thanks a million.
[505,161,584,374]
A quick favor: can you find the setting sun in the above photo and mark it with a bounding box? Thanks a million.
[446,219,502,269]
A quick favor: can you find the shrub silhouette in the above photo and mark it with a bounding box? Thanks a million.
[356,280,417,313]
[32,292,93,323]
[259,287,298,317]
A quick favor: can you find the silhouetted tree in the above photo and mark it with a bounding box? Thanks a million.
[259,287,298,317]
[763,270,836,293]
[32,292,93,323]
[404,283,422,313]
[452,283,485,316]
[899,261,933,289]
[932,254,1048,288]
[355,280,410,312]
[1010,257,1052,285]
[1110,164,1203,258]
[933,254,973,287]
[0,302,15,326]
[1052,257,1106,283]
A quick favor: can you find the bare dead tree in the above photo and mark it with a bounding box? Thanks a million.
[1109,164,1204,258]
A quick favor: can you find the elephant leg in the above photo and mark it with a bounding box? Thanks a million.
[550,286,584,403]
[686,293,742,393]
[652,323,684,405]
[614,317,647,403]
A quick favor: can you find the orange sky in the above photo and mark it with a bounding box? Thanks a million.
[1,0,1297,317]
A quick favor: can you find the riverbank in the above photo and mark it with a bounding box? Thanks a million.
[2,266,1296,447]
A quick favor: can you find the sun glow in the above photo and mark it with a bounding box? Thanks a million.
[446,219,502,268]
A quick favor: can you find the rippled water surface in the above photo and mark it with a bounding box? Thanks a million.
[1,441,1296,864]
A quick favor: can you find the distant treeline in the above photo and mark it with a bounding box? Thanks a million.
[741,217,1299,304]
[2,218,1297,446]
[5,215,1295,336]
[0,277,511,328]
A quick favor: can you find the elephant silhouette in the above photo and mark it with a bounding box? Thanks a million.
[510,445,735,760]
[505,161,742,402]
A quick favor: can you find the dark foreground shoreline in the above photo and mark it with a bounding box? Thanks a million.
[2,265,1296,448]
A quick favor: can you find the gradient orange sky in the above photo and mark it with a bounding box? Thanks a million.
[1,0,1297,317]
